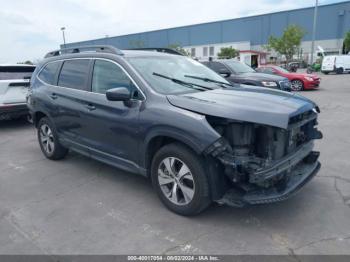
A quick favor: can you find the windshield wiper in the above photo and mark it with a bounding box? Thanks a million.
[153,72,213,91]
[184,75,233,88]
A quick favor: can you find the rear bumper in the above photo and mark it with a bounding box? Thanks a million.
[0,103,28,120]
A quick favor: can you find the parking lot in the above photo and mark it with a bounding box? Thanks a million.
[0,73,350,255]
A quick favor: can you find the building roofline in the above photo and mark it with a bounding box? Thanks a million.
[67,1,350,46]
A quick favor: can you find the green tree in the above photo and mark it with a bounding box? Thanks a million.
[17,60,34,65]
[217,47,239,59]
[267,25,306,62]
[343,31,350,54]
[167,44,189,56]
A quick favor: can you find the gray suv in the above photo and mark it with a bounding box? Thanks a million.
[27,46,322,215]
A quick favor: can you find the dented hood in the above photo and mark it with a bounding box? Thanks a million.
[167,87,316,129]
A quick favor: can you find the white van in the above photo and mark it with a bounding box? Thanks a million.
[321,55,350,74]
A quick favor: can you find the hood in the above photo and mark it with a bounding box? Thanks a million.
[167,87,316,129]
[287,72,319,79]
[234,72,287,82]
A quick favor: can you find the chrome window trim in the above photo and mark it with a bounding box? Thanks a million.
[36,57,146,101]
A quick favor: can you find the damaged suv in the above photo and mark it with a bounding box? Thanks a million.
[27,46,322,215]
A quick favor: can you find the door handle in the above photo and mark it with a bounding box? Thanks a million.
[85,103,96,111]
[50,93,58,100]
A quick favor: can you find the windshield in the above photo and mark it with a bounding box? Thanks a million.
[0,66,35,80]
[274,66,290,73]
[223,60,255,73]
[126,55,230,94]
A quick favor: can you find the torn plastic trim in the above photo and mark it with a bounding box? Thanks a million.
[217,160,321,207]
[244,161,320,204]
[249,140,315,184]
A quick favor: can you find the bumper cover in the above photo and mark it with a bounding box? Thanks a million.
[0,103,28,120]
[244,161,320,204]
[217,152,321,207]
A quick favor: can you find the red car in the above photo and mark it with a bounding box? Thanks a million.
[257,65,320,91]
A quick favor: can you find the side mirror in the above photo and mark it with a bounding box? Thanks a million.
[218,68,231,77]
[106,87,131,101]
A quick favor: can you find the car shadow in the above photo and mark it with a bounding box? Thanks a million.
[68,150,317,228]
[0,118,32,130]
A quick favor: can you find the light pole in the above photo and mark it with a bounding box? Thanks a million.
[310,0,318,64]
[61,27,66,49]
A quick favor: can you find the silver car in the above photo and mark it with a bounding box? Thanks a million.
[0,64,35,120]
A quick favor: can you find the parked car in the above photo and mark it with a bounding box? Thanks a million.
[28,46,322,215]
[0,64,35,120]
[202,60,291,91]
[257,65,320,91]
[321,55,350,74]
[286,62,299,72]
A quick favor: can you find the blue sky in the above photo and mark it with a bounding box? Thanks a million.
[0,0,347,63]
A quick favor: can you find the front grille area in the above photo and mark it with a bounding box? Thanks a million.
[279,80,291,91]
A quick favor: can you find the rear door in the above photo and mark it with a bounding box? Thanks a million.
[342,56,350,71]
[322,56,335,71]
[53,59,93,151]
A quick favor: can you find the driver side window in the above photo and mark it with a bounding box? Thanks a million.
[92,60,140,99]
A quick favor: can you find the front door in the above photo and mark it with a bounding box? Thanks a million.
[81,59,144,173]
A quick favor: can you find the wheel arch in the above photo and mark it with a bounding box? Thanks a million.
[33,111,48,127]
[143,132,204,176]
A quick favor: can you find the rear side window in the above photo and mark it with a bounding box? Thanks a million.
[58,59,90,90]
[38,62,60,85]
[209,62,229,73]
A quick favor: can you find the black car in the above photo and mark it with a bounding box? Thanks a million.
[202,59,291,91]
[27,45,321,215]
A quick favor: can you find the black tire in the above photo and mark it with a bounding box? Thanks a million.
[151,143,211,216]
[291,79,304,91]
[336,67,344,74]
[322,71,329,75]
[37,117,68,160]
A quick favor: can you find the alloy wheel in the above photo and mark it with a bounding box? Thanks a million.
[158,157,195,206]
[291,80,303,91]
[39,124,55,155]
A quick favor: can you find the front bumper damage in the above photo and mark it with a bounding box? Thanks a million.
[204,123,322,207]
[217,154,320,207]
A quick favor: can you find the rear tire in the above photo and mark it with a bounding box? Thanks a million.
[151,143,211,216]
[291,79,304,91]
[37,117,68,160]
[336,67,344,74]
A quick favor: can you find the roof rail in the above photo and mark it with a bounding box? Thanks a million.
[44,45,123,58]
[127,48,185,56]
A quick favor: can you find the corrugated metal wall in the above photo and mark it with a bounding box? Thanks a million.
[65,1,350,49]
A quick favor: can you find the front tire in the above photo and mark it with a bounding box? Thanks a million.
[291,79,304,91]
[151,143,211,216]
[37,117,68,160]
